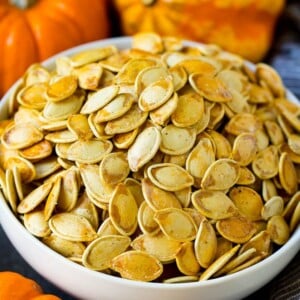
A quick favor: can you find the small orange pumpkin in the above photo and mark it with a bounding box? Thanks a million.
[0,0,110,97]
[113,0,285,62]
[0,271,61,299]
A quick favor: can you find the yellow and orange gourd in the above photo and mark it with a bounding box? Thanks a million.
[113,0,285,62]
[0,271,61,299]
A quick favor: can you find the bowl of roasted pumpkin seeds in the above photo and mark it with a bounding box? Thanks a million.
[0,33,299,300]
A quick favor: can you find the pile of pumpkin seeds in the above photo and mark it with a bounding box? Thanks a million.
[0,32,299,283]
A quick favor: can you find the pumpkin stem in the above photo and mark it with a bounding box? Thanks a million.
[9,0,36,9]
[142,0,156,6]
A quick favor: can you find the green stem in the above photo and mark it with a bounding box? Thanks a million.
[9,0,36,9]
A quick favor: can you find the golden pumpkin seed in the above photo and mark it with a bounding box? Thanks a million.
[189,74,232,103]
[174,187,191,208]
[149,92,178,126]
[24,64,50,86]
[76,63,103,90]
[105,104,148,135]
[17,83,48,110]
[80,85,119,114]
[256,63,285,97]
[17,181,53,214]
[1,124,43,150]
[163,276,199,284]
[216,216,256,243]
[46,75,78,102]
[19,140,53,162]
[79,164,110,203]
[12,165,23,201]
[99,152,130,187]
[280,143,300,164]
[290,201,300,232]
[207,130,232,159]
[252,146,279,180]
[0,167,8,200]
[231,133,257,166]
[41,120,67,132]
[5,169,17,213]
[147,163,194,192]
[82,235,131,270]
[128,126,161,172]
[138,78,173,112]
[67,114,94,140]
[135,66,169,94]
[131,232,182,263]
[67,139,113,164]
[49,212,97,242]
[262,179,278,202]
[175,242,201,275]
[171,92,204,127]
[264,120,284,146]
[141,177,181,211]
[111,250,163,282]
[99,51,130,73]
[185,137,215,188]
[109,183,138,236]
[87,113,112,140]
[199,245,240,281]
[154,208,197,242]
[177,59,218,77]
[137,201,160,235]
[43,234,85,259]
[44,177,62,221]
[56,169,79,212]
[287,134,300,155]
[228,255,265,275]
[229,186,263,221]
[261,196,284,220]
[169,65,187,91]
[43,90,85,121]
[283,191,300,220]
[95,93,134,123]
[215,237,233,260]
[45,130,77,144]
[215,248,257,276]
[236,167,256,185]
[278,152,298,195]
[24,210,51,237]
[124,178,145,207]
[132,32,164,54]
[70,46,117,67]
[69,191,99,230]
[239,230,271,256]
[267,215,290,245]
[192,190,238,220]
[115,58,157,85]
[194,219,217,268]
[160,125,196,156]
[97,217,120,237]
[201,159,240,190]
[225,113,262,136]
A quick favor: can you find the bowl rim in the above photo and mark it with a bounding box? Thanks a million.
[0,36,299,291]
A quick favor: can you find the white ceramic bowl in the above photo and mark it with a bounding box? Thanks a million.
[0,37,299,300]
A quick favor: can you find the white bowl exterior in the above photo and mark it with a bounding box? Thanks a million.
[0,37,299,300]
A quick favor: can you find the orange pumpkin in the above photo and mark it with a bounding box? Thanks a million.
[0,271,61,299]
[113,0,285,62]
[0,0,110,97]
